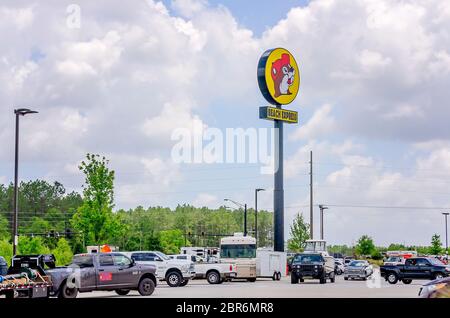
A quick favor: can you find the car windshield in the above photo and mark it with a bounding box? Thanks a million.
[387,257,401,262]
[155,252,170,260]
[220,244,256,258]
[293,254,323,263]
[349,261,366,267]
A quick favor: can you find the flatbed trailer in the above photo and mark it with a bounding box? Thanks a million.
[0,254,54,298]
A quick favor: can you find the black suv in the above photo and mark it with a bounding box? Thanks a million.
[290,253,335,284]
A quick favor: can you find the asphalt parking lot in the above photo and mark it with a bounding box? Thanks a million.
[78,274,420,298]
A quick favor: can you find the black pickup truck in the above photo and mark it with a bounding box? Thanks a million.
[380,257,450,284]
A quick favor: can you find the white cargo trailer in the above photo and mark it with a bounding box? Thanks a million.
[256,249,287,280]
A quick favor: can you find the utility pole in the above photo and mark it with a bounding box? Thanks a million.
[255,188,265,246]
[443,212,449,255]
[309,151,313,239]
[319,205,328,240]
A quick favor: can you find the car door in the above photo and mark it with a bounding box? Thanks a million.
[112,254,139,287]
[97,254,121,289]
[132,252,165,278]
[415,258,433,279]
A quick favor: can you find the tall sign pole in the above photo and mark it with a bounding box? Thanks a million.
[257,48,300,252]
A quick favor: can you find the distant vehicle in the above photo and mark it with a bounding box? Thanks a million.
[180,247,220,259]
[0,256,7,275]
[344,257,354,266]
[343,260,373,280]
[334,260,345,275]
[124,251,195,287]
[383,251,417,266]
[290,240,335,284]
[380,257,450,285]
[419,277,450,298]
[169,254,237,284]
[220,234,257,282]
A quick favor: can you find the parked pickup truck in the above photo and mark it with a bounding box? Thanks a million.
[380,257,450,285]
[170,254,237,284]
[124,251,195,287]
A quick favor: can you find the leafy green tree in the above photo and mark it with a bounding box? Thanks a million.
[18,237,51,255]
[287,213,310,252]
[51,238,73,266]
[72,154,125,246]
[429,234,442,255]
[159,229,187,254]
[0,239,12,266]
[355,235,376,256]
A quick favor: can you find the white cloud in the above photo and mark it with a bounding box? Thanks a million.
[192,192,218,207]
[290,104,336,141]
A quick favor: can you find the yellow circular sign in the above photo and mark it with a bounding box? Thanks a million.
[257,48,300,105]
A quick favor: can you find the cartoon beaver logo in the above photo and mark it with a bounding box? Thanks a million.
[271,53,295,98]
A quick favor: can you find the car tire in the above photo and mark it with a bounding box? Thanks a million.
[138,277,155,296]
[320,273,326,284]
[387,273,398,285]
[291,274,298,284]
[166,271,182,287]
[58,280,78,299]
[115,289,131,296]
[179,279,189,287]
[207,271,221,284]
[299,277,304,283]
[434,273,444,280]
[402,279,412,284]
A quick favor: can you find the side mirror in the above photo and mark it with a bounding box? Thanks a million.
[156,257,163,262]
[130,259,135,267]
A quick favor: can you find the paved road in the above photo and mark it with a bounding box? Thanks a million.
[78,274,420,298]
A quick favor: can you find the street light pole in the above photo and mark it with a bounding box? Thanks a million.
[443,212,449,255]
[12,108,38,255]
[319,205,328,240]
[254,188,265,245]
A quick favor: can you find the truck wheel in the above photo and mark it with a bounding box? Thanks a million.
[320,273,326,284]
[386,273,398,284]
[291,274,298,284]
[207,271,221,284]
[166,271,182,287]
[58,281,78,298]
[179,279,189,287]
[402,279,412,284]
[247,278,256,282]
[115,289,131,296]
[277,272,282,280]
[138,278,155,296]
[299,277,304,282]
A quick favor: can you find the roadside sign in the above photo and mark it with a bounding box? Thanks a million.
[259,106,298,124]
[257,48,300,106]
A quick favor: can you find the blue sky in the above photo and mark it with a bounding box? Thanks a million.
[0,0,449,246]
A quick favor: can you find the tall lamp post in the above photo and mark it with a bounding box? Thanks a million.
[224,198,247,236]
[318,205,328,240]
[12,108,38,255]
[254,188,265,245]
[443,212,449,256]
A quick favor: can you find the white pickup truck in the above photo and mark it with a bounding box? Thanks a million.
[124,251,195,287]
[170,254,237,284]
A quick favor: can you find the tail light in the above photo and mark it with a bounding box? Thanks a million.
[230,265,232,271]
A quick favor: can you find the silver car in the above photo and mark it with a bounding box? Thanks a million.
[344,260,373,280]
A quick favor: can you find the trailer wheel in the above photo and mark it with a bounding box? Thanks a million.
[277,272,282,281]
[247,278,256,282]
[272,272,277,281]
[58,281,78,298]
